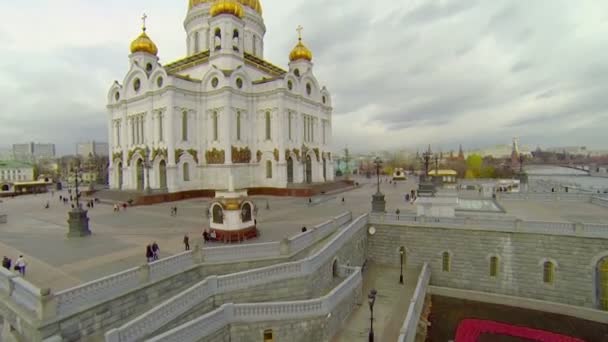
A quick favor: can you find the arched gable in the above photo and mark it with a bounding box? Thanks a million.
[107,81,123,104]
[201,68,225,92]
[230,68,252,91]
[123,68,149,98]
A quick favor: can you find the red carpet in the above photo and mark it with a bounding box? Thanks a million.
[455,319,586,342]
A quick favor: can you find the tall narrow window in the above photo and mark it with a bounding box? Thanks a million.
[213,112,219,141]
[303,116,307,142]
[158,114,164,142]
[543,261,555,284]
[194,31,200,53]
[266,160,272,179]
[442,252,451,272]
[263,329,274,342]
[265,111,271,140]
[182,111,188,141]
[288,113,292,140]
[311,118,314,142]
[141,116,145,144]
[322,120,326,144]
[490,256,499,277]
[117,122,121,146]
[131,119,135,145]
[183,162,190,181]
[214,28,221,50]
[236,111,241,141]
[252,36,257,55]
[232,29,239,51]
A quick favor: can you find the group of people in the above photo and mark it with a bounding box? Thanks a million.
[145,242,160,262]
[113,203,128,212]
[202,229,217,242]
[2,255,27,276]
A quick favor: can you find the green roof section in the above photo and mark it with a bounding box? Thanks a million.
[0,160,34,169]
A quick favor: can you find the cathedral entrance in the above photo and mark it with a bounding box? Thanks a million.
[598,257,608,310]
[117,162,123,190]
[323,158,327,181]
[287,157,294,183]
[136,159,144,191]
[305,155,312,184]
[159,160,167,190]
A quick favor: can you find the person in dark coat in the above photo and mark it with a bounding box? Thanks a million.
[146,245,154,263]
[203,230,210,243]
[152,242,159,260]
[184,234,190,251]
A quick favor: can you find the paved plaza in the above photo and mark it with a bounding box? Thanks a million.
[0,177,418,291]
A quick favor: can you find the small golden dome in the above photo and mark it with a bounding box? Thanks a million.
[290,26,313,62]
[130,30,158,56]
[210,0,244,18]
[190,0,262,15]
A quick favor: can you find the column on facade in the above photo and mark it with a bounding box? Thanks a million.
[166,92,177,191]
[276,99,286,186]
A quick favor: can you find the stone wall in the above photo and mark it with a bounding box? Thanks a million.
[368,222,608,309]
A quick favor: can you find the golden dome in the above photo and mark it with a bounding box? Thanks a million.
[190,0,262,15]
[130,18,158,56]
[289,40,313,62]
[210,0,244,18]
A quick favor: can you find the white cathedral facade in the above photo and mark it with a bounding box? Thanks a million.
[107,0,334,192]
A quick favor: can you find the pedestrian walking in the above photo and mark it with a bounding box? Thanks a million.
[341,197,345,204]
[184,234,190,251]
[203,229,210,243]
[15,255,26,276]
[146,244,154,263]
[2,256,10,270]
[152,242,160,260]
[173,207,178,216]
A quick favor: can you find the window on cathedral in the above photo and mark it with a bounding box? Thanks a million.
[287,80,293,91]
[322,95,326,104]
[306,83,312,96]
[288,114,292,140]
[236,78,243,89]
[294,68,300,77]
[194,31,200,53]
[158,115,163,142]
[322,121,326,144]
[183,162,190,181]
[213,112,219,141]
[263,329,274,342]
[182,111,188,141]
[211,77,219,88]
[490,256,499,277]
[146,63,153,73]
[265,111,271,140]
[233,29,239,51]
[114,92,120,101]
[157,76,163,88]
[543,261,555,284]
[214,28,221,50]
[236,111,241,141]
[133,78,141,92]
[252,35,257,55]
[442,251,451,272]
[266,160,272,179]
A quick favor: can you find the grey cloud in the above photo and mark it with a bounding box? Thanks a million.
[511,61,532,73]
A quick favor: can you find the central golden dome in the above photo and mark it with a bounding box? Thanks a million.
[189,0,262,15]
[210,0,244,18]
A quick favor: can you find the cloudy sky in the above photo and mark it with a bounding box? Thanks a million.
[1,0,608,155]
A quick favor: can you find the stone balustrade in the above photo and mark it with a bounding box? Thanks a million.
[370,213,608,239]
[0,213,7,224]
[49,211,352,321]
[398,263,431,342]
[591,196,608,207]
[497,192,597,202]
[146,268,362,342]
[106,214,367,342]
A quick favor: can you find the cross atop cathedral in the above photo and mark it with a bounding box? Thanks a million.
[142,13,148,31]
[296,25,303,41]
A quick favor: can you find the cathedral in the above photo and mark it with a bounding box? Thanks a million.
[107,0,334,192]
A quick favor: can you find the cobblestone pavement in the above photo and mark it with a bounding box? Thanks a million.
[333,262,419,342]
[0,177,417,290]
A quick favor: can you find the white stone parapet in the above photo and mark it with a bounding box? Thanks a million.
[106,214,367,342]
[398,263,431,342]
[369,213,608,239]
[0,213,6,224]
[145,268,362,342]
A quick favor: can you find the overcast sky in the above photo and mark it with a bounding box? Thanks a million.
[1,0,608,155]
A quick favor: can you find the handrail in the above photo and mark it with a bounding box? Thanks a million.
[398,263,431,342]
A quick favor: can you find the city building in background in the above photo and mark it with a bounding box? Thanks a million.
[11,142,56,162]
[76,141,109,157]
[0,160,34,183]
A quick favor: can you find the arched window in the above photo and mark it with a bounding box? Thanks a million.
[236,111,241,141]
[213,111,219,141]
[194,31,200,53]
[214,28,221,50]
[252,35,257,55]
[241,202,252,222]
[182,111,188,141]
[442,251,451,272]
[265,111,271,140]
[212,205,224,224]
[543,261,555,284]
[266,160,272,179]
[183,162,190,181]
[490,256,499,277]
[263,329,274,342]
[232,29,239,51]
[332,259,339,277]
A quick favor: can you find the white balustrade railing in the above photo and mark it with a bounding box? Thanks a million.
[591,196,608,207]
[149,250,195,282]
[107,215,368,342]
[203,242,281,263]
[55,266,142,318]
[398,263,431,342]
[497,192,594,202]
[11,277,41,314]
[147,268,362,342]
[369,214,608,239]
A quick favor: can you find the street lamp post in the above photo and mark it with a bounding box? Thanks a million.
[73,163,81,209]
[399,247,404,284]
[368,289,377,342]
[144,147,152,195]
[371,157,386,213]
[67,160,91,238]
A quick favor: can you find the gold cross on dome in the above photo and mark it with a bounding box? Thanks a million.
[142,13,148,31]
[296,25,303,41]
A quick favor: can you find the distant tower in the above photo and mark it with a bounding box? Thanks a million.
[511,137,520,164]
[458,144,465,161]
